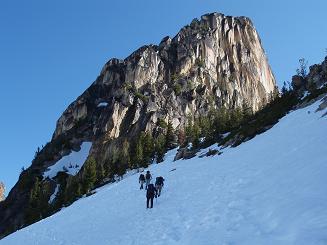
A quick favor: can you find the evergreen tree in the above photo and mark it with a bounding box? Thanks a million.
[96,163,105,183]
[143,133,154,164]
[106,146,120,178]
[230,108,243,129]
[191,120,200,149]
[121,140,131,169]
[199,116,214,143]
[213,107,228,134]
[242,100,252,122]
[63,176,81,204]
[165,121,175,149]
[82,157,97,193]
[185,118,194,144]
[27,177,41,222]
[26,177,51,223]
[155,133,166,162]
[30,177,40,204]
[115,140,131,177]
[104,159,111,178]
[135,136,145,168]
[281,81,290,95]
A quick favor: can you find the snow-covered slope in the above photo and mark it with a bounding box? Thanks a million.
[1,99,327,245]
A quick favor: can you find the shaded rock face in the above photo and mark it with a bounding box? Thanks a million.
[0,12,277,238]
[0,182,4,202]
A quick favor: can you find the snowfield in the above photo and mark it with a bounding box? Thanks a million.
[1,99,327,245]
[43,142,92,179]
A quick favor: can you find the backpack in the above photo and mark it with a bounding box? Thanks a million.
[145,172,151,180]
[147,184,156,197]
[139,174,145,181]
[156,176,164,186]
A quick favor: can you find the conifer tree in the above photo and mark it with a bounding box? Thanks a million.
[191,120,200,149]
[115,140,131,177]
[242,100,252,122]
[82,157,97,193]
[230,108,243,129]
[27,178,51,223]
[213,107,228,134]
[29,177,40,204]
[185,118,194,144]
[199,116,214,143]
[143,133,154,163]
[97,163,105,183]
[155,133,166,162]
[121,139,131,169]
[165,121,175,149]
[135,136,145,168]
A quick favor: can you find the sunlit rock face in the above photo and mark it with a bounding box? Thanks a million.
[0,182,4,202]
[53,13,277,142]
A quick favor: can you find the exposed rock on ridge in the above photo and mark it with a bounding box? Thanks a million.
[0,182,4,202]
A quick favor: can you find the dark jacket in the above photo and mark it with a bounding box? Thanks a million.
[139,174,145,181]
[146,184,157,198]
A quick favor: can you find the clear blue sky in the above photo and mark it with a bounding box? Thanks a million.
[1,0,326,194]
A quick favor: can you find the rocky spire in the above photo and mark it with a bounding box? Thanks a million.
[53,12,277,139]
[0,182,5,202]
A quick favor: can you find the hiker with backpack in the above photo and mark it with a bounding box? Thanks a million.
[155,176,165,197]
[146,182,157,209]
[145,170,152,190]
[139,173,145,189]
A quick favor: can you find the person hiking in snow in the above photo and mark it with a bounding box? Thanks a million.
[139,173,145,189]
[155,176,165,197]
[146,182,157,209]
[145,170,152,190]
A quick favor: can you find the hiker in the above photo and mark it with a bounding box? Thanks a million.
[155,176,165,197]
[145,170,152,190]
[139,173,145,189]
[146,183,157,209]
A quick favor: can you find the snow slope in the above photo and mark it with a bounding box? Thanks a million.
[1,99,327,245]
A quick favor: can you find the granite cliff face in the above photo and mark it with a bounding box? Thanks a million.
[0,183,4,202]
[54,13,276,140]
[0,12,277,238]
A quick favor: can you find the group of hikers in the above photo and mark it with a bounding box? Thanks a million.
[139,171,165,209]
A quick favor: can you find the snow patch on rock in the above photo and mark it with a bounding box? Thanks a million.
[48,184,60,204]
[43,142,92,179]
[97,102,108,107]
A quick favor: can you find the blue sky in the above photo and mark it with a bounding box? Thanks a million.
[1,0,326,194]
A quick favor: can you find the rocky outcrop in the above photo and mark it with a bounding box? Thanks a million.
[292,56,327,92]
[0,12,277,238]
[306,56,327,89]
[0,182,4,202]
